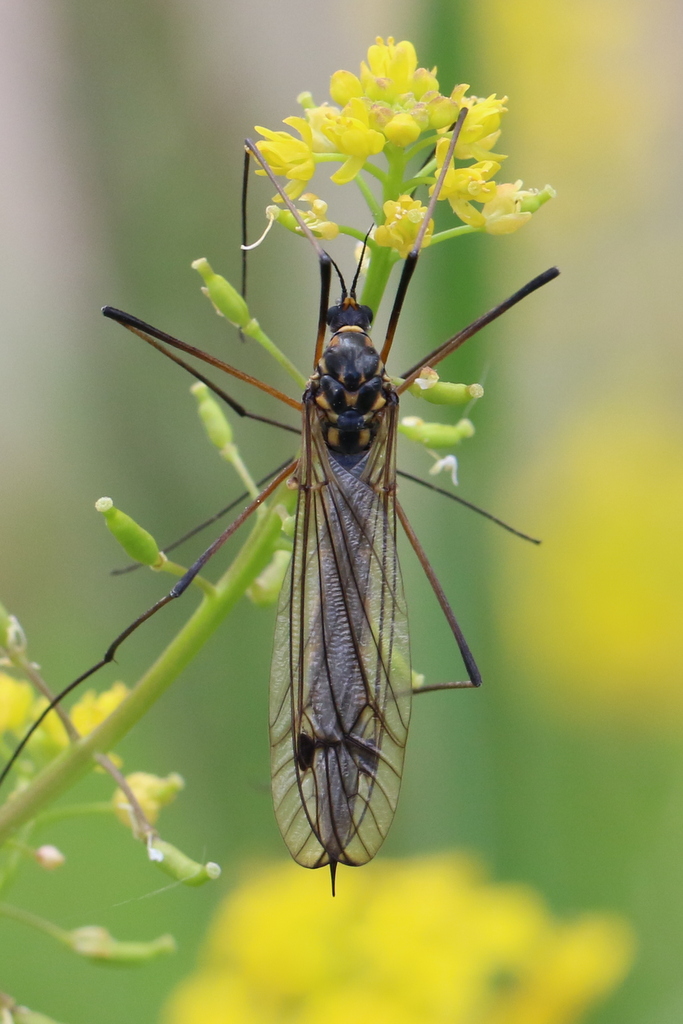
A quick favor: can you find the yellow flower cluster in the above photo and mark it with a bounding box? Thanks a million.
[432,130,538,235]
[254,37,553,250]
[0,673,129,765]
[164,855,634,1024]
[256,37,461,199]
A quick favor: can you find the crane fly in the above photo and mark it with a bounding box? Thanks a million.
[0,117,558,888]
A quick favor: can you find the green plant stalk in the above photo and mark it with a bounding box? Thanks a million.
[359,245,396,316]
[0,902,71,946]
[0,504,285,846]
[242,319,307,389]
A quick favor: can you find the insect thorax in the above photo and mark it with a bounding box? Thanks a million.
[310,327,392,456]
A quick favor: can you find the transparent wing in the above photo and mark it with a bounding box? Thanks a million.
[270,398,411,867]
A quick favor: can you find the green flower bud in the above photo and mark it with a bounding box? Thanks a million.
[148,838,221,887]
[192,258,250,328]
[95,498,161,567]
[190,382,233,449]
[247,549,292,606]
[281,514,296,538]
[407,375,484,405]
[520,184,557,213]
[296,90,316,109]
[68,925,176,964]
[420,382,484,405]
[398,416,475,449]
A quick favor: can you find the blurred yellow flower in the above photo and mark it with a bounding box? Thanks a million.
[70,681,129,735]
[26,680,130,762]
[0,672,33,734]
[496,408,683,727]
[375,195,433,257]
[112,770,184,828]
[163,856,633,1024]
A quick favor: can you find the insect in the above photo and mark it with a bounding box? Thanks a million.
[1,117,558,888]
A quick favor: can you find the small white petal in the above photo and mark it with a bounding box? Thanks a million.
[429,454,459,486]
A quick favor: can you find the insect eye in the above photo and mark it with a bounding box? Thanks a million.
[297,733,316,770]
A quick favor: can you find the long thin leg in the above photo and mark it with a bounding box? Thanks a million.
[398,267,560,389]
[0,459,297,790]
[243,140,332,368]
[106,308,300,433]
[102,307,302,411]
[240,145,250,305]
[395,499,481,688]
[115,459,538,582]
[396,470,540,544]
[379,107,468,364]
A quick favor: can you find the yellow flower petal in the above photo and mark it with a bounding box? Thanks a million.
[0,672,33,734]
[162,855,634,1024]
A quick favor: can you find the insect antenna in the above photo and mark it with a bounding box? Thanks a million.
[244,139,334,368]
[238,146,250,342]
[327,255,348,301]
[349,226,373,300]
[379,106,468,363]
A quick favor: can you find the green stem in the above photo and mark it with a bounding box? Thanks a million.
[33,803,115,827]
[0,822,34,895]
[0,903,71,947]
[0,505,285,846]
[405,134,440,158]
[359,245,395,316]
[354,173,383,225]
[430,224,478,245]
[401,175,434,193]
[383,144,408,203]
[337,225,378,246]
[219,444,260,500]
[355,160,387,186]
[241,320,306,389]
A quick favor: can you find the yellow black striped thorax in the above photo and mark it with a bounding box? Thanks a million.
[309,326,392,456]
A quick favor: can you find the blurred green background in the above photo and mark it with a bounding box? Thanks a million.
[1,0,681,1021]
